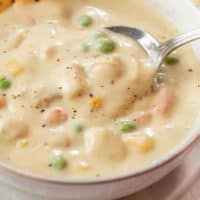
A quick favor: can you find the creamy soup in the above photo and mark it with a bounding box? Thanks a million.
[0,0,199,179]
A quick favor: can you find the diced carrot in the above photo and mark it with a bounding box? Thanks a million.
[44,107,68,127]
[153,86,176,115]
[0,94,6,108]
[133,111,152,126]
[23,15,36,26]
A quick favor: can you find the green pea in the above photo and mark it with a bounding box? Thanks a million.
[95,38,116,54]
[165,55,179,65]
[154,73,168,84]
[117,121,136,133]
[50,155,67,170]
[80,43,90,53]
[78,15,93,28]
[159,66,167,73]
[74,122,84,134]
[0,78,11,90]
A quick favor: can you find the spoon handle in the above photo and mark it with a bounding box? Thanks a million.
[160,29,200,58]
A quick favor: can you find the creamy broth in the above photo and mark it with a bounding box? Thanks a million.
[0,0,199,179]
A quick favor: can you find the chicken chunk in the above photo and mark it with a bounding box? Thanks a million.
[89,56,124,85]
[1,119,29,141]
[47,133,71,149]
[65,64,88,98]
[35,92,62,109]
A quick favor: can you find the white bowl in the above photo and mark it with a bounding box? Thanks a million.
[1,0,200,199]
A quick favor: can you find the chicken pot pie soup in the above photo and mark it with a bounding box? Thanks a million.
[0,0,199,179]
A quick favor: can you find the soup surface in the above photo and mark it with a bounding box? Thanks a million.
[0,0,200,179]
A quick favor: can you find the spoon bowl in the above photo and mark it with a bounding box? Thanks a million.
[106,26,200,68]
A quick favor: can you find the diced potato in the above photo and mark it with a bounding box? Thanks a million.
[84,128,126,161]
[153,86,176,115]
[47,133,71,149]
[65,64,88,98]
[0,0,13,12]
[1,119,29,141]
[123,135,135,146]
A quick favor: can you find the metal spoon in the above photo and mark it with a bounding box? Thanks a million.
[106,26,200,68]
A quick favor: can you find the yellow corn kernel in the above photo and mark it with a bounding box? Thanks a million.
[15,0,34,4]
[16,139,29,148]
[90,97,103,110]
[123,135,155,152]
[6,59,17,67]
[6,59,24,77]
[0,0,13,12]
[77,161,91,171]
[11,66,24,77]
[134,135,155,152]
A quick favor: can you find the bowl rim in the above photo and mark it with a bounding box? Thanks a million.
[0,130,199,185]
